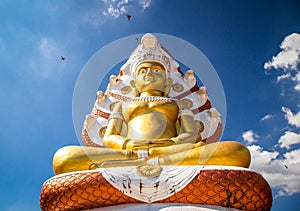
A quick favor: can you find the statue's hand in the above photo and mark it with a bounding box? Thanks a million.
[150,139,176,147]
[126,139,175,151]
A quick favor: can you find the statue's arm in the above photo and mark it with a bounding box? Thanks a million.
[103,102,128,150]
[171,109,202,144]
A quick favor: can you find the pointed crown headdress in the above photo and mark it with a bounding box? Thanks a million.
[121,33,180,77]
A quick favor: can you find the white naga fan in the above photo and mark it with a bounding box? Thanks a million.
[81,33,222,148]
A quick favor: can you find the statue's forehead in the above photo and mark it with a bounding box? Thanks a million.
[136,62,165,69]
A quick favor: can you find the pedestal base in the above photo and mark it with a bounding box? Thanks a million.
[40,166,272,211]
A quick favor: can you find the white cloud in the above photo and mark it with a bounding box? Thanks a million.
[265,33,300,92]
[255,33,300,198]
[139,0,151,9]
[248,145,300,197]
[264,33,300,71]
[278,131,300,149]
[282,107,300,127]
[261,114,273,121]
[248,145,279,171]
[276,72,291,83]
[242,130,259,144]
[104,4,124,19]
[102,0,151,18]
[292,72,300,91]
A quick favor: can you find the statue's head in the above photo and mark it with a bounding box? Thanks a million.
[130,61,173,96]
[128,34,171,76]
[119,33,176,97]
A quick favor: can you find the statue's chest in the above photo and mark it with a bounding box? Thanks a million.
[122,97,179,122]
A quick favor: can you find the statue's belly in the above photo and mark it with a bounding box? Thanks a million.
[127,111,176,139]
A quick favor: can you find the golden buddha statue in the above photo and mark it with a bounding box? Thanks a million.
[41,34,273,211]
[53,33,250,175]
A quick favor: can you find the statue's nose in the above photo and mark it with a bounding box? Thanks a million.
[145,68,153,75]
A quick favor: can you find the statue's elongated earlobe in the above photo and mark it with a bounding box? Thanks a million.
[130,80,139,97]
[164,78,173,97]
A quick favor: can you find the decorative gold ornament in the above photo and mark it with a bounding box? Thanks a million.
[172,83,184,92]
[121,86,132,94]
[99,126,107,138]
[136,164,162,178]
[181,98,193,109]
[196,121,205,133]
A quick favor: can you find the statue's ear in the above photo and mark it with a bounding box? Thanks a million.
[164,78,173,97]
[166,78,173,87]
[130,80,139,97]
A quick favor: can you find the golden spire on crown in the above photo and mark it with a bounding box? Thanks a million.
[121,33,180,77]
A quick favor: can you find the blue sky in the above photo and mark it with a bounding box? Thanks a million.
[0,0,299,210]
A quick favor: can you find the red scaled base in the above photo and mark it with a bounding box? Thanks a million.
[40,168,272,211]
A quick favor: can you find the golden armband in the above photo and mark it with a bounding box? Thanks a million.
[108,112,124,121]
[178,109,194,117]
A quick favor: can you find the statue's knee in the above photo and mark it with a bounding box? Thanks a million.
[53,146,82,175]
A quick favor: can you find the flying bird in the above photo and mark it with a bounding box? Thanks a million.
[61,56,65,61]
[135,37,139,41]
[126,13,132,21]
[285,165,288,169]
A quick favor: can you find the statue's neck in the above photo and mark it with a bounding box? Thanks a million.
[139,90,164,97]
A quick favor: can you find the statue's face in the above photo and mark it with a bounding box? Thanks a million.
[134,62,166,93]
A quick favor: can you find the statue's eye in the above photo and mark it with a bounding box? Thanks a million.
[140,69,147,74]
[153,69,160,73]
